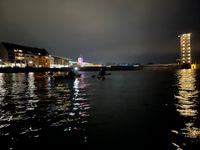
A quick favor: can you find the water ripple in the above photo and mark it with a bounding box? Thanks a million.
[172,69,200,149]
[0,72,93,148]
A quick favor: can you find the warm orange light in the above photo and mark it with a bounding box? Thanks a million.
[180,33,192,64]
[174,70,200,139]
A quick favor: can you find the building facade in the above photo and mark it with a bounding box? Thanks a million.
[0,42,50,68]
[179,33,192,65]
[50,55,70,68]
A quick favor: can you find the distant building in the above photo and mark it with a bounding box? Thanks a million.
[179,33,192,65]
[69,60,78,67]
[0,42,50,68]
[50,55,70,68]
[78,56,83,66]
[77,55,103,67]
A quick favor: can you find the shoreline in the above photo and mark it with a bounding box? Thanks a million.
[0,66,143,73]
[0,64,195,73]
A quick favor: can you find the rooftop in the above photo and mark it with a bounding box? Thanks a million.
[1,42,49,56]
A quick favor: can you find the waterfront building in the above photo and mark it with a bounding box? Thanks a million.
[69,60,78,67]
[0,42,50,68]
[50,55,70,68]
[77,55,103,67]
[179,33,192,65]
[78,56,83,66]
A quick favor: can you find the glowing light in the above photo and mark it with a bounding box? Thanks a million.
[74,67,79,71]
[78,56,83,64]
[0,73,6,99]
[172,143,183,150]
[191,64,197,69]
[174,70,200,139]
[180,33,192,64]
[73,78,80,97]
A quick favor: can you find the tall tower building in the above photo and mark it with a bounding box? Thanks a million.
[179,33,192,64]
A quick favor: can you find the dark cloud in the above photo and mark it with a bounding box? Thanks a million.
[0,0,200,63]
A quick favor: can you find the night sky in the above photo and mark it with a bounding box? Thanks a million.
[0,0,200,64]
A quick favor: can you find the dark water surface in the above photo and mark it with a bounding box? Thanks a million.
[0,70,200,149]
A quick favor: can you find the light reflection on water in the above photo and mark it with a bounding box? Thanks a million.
[0,73,6,101]
[1,70,200,149]
[172,69,200,149]
[0,72,92,149]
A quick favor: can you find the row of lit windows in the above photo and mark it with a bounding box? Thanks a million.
[12,60,50,65]
[14,50,47,57]
[181,34,191,39]
[181,46,191,48]
[14,55,49,59]
[181,37,190,40]
[181,44,191,47]
[182,61,191,63]
[15,53,24,56]
[182,33,191,36]
[15,56,25,60]
[181,43,191,46]
[182,57,191,60]
[181,51,191,54]
[14,49,23,53]
[182,54,191,56]
[182,49,191,51]
[181,40,190,44]
[182,51,191,53]
[181,44,190,46]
